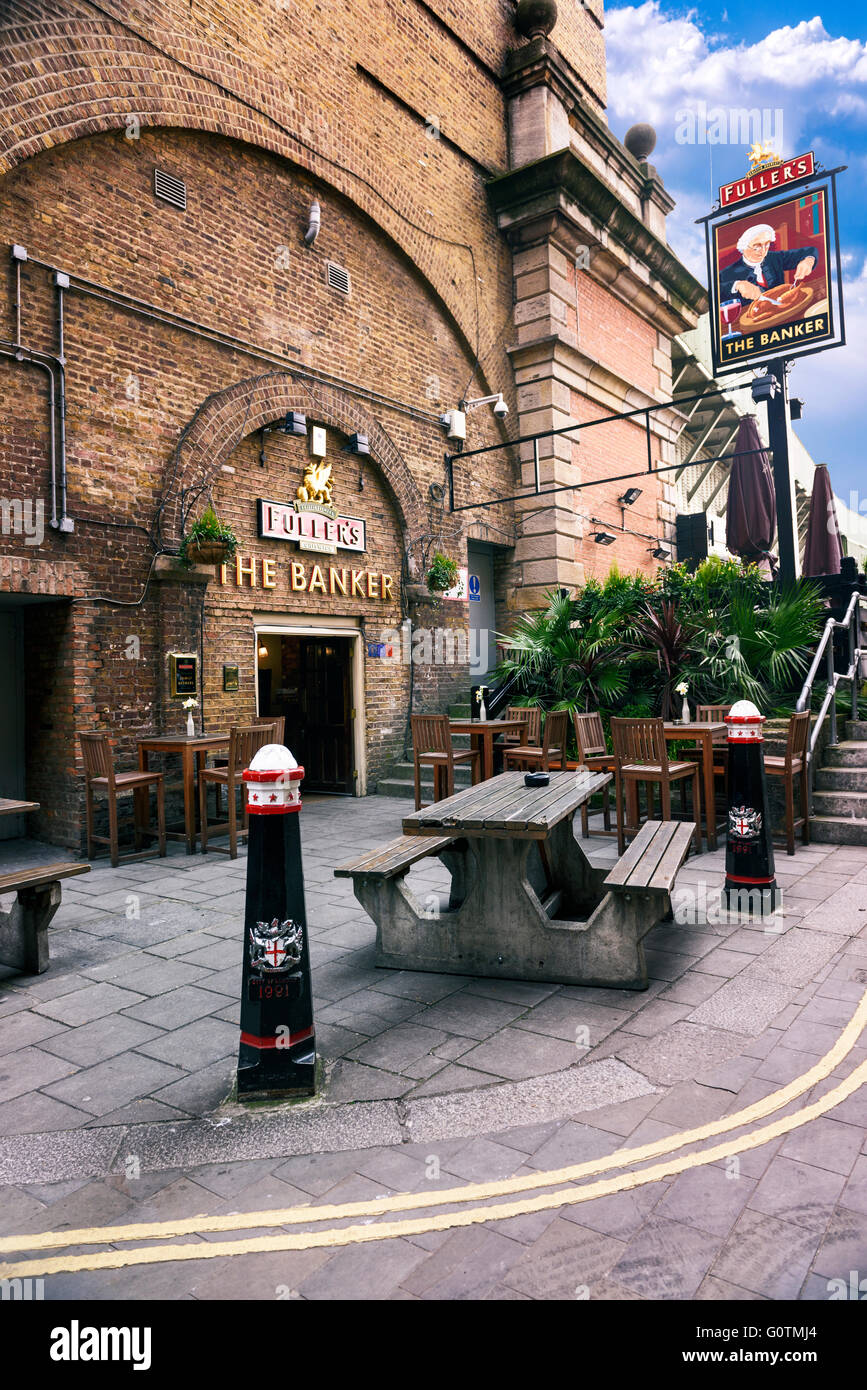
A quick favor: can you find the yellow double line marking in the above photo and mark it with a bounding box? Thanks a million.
[2,987,865,1278]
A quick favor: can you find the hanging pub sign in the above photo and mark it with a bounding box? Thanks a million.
[169,652,198,698]
[700,146,846,376]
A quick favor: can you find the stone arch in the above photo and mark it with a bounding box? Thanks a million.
[0,8,483,371]
[162,371,425,547]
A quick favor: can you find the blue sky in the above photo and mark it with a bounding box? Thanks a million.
[604,3,867,504]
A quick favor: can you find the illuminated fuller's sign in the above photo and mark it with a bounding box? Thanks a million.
[719,149,815,210]
[258,498,365,555]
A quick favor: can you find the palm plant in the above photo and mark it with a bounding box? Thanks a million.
[496,589,631,714]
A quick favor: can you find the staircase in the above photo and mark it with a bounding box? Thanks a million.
[377,696,474,800]
[811,719,867,845]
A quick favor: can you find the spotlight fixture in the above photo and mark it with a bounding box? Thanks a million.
[343,432,370,455]
[279,411,308,436]
[751,374,777,405]
[619,487,643,506]
[789,398,804,421]
[650,545,670,560]
[258,642,269,658]
[593,531,616,546]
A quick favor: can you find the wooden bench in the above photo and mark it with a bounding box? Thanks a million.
[335,833,457,882]
[0,862,91,974]
[604,820,696,895]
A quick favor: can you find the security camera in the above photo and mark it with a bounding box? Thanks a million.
[492,394,509,418]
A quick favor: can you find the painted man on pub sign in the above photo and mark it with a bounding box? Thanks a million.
[720,223,816,305]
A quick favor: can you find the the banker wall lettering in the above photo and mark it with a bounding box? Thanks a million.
[219,554,394,601]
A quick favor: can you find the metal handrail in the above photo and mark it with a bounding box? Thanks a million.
[795,588,863,814]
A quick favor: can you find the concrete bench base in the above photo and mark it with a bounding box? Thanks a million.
[0,863,91,974]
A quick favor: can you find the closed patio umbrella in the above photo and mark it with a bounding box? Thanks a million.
[802,463,843,577]
[725,414,777,571]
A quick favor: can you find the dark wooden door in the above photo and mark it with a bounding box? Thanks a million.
[298,638,353,793]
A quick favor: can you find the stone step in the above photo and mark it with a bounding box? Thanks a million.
[389,760,473,783]
[811,788,867,818]
[809,814,867,846]
[449,702,471,718]
[821,742,867,768]
[815,765,867,792]
[845,719,867,741]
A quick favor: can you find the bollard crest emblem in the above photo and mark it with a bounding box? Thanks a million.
[249,918,303,974]
[729,805,762,839]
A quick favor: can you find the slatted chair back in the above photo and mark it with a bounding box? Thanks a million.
[785,710,811,768]
[695,704,732,722]
[503,706,541,745]
[228,723,275,771]
[254,714,286,746]
[611,716,666,769]
[541,710,569,756]
[79,732,115,785]
[573,711,607,761]
[411,714,451,757]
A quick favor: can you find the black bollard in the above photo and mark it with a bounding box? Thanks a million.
[724,700,780,916]
[236,745,316,1098]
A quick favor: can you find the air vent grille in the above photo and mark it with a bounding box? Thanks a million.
[326,261,351,295]
[154,169,187,210]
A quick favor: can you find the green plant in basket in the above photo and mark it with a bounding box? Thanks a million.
[426,551,460,594]
[179,506,238,567]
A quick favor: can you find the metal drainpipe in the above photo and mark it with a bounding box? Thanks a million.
[0,342,60,529]
[53,274,72,531]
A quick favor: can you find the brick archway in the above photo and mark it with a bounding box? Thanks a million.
[162,372,425,547]
[0,5,481,369]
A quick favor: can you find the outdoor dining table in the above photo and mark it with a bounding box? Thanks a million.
[662,720,727,850]
[136,733,229,854]
[0,798,39,816]
[448,717,529,782]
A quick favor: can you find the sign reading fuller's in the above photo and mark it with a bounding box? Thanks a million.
[258,498,366,555]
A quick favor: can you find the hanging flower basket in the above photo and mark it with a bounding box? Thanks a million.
[179,506,238,569]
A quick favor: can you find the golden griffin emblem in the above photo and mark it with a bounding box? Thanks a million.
[296,459,334,506]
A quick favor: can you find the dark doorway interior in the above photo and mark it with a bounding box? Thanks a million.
[258,634,354,794]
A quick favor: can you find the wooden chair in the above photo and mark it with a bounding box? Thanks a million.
[764,710,811,855]
[79,732,166,868]
[572,711,617,838]
[411,714,480,809]
[199,723,275,858]
[502,706,542,747]
[254,714,286,746]
[502,709,569,773]
[610,717,701,856]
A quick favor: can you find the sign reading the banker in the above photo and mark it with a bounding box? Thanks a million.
[258,460,365,556]
[703,146,845,375]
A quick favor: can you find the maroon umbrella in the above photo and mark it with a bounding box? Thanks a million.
[725,414,777,569]
[802,464,843,577]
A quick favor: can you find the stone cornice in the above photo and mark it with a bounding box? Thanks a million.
[488,148,708,329]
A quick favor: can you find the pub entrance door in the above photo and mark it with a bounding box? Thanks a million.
[258,634,354,794]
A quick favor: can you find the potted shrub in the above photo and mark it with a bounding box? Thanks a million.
[179,506,238,567]
[426,551,460,595]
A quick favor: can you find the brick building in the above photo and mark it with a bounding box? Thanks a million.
[0,0,705,848]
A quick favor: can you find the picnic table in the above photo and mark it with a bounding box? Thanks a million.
[448,717,529,781]
[663,720,727,849]
[0,801,91,973]
[336,771,695,989]
[137,733,229,854]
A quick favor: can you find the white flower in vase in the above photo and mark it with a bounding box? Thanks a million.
[182,697,199,736]
[674,680,690,724]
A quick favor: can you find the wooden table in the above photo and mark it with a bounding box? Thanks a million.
[137,734,229,854]
[448,718,528,782]
[663,721,727,849]
[0,798,39,816]
[335,771,693,988]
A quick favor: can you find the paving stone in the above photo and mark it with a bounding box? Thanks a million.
[513,996,629,1045]
[456,1027,579,1081]
[614,1023,750,1086]
[315,1022,371,1060]
[526,1121,617,1171]
[756,1045,823,1085]
[711,1209,821,1299]
[657,973,722,1006]
[22,1179,135,1234]
[399,1055,447,1081]
[413,993,527,1040]
[840,1154,867,1216]
[407,1063,501,1097]
[359,971,466,1004]
[135,1017,237,1069]
[352,1147,434,1191]
[324,1061,414,1102]
[121,986,231,1029]
[150,1059,235,1114]
[349,1022,448,1070]
[570,1091,661,1137]
[502,1217,627,1298]
[649,1081,733,1128]
[811,1207,867,1281]
[402,1226,525,1300]
[654,1163,756,1236]
[44,1052,187,1116]
[748,1156,845,1231]
[0,1046,77,1104]
[687,976,794,1036]
[748,928,841,989]
[693,948,757,978]
[0,1010,68,1055]
[618,1000,691,1037]
[464,979,560,1006]
[87,1099,188,1126]
[298,1236,429,1300]
[272,1148,376,1196]
[187,1249,333,1301]
[493,1120,564,1155]
[780,1116,865,1176]
[561,1183,666,1240]
[0,1090,91,1135]
[695,1275,767,1300]
[38,1014,163,1066]
[110,958,214,995]
[32,982,146,1027]
[445,1136,525,1182]
[610,1216,722,1299]
[323,988,422,1025]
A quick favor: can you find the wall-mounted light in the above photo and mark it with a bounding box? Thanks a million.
[751,374,777,404]
[343,432,370,456]
[593,531,616,546]
[649,545,670,560]
[789,398,804,421]
[258,642,269,659]
[279,412,307,436]
[619,487,643,506]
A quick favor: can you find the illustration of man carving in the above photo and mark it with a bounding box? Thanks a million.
[721,223,817,306]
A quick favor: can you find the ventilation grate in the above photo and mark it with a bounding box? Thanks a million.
[153,169,187,210]
[326,261,351,295]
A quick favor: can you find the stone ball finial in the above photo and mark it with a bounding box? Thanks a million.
[624,123,657,162]
[514,0,558,40]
